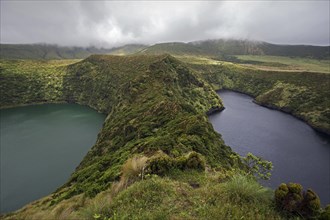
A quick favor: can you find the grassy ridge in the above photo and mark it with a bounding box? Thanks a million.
[3,39,329,60]
[1,55,243,219]
[1,54,329,219]
[192,39,330,59]
[0,44,146,60]
[54,55,236,201]
[141,39,330,59]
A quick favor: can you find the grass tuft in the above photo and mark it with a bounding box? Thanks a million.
[111,156,148,197]
[222,174,273,204]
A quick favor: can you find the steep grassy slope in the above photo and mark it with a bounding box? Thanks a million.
[1,55,247,219]
[56,55,236,199]
[0,59,77,107]
[0,44,147,60]
[1,55,329,219]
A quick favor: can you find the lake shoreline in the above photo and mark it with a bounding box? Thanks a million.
[216,88,330,137]
[2,87,329,137]
[0,101,107,115]
[209,90,330,205]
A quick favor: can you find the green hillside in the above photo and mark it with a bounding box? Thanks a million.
[177,58,330,135]
[0,44,146,60]
[140,39,330,59]
[2,40,329,60]
[1,55,329,219]
[192,39,330,59]
[191,39,264,56]
[234,55,330,73]
[108,44,147,55]
[139,42,202,55]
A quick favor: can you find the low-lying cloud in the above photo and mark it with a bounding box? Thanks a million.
[1,1,329,47]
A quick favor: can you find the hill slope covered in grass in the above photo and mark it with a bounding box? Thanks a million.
[192,39,330,59]
[233,55,330,73]
[0,44,147,60]
[1,55,329,219]
[2,39,329,60]
[181,58,330,135]
[140,39,330,59]
[1,55,239,218]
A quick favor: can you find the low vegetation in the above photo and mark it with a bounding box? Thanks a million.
[0,59,79,107]
[1,53,329,219]
[275,183,323,219]
[186,59,330,135]
[3,153,328,219]
[234,55,330,73]
[3,39,328,60]
[141,39,330,59]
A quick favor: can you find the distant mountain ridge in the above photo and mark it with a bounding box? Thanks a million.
[1,39,329,59]
[0,44,147,60]
[141,39,330,59]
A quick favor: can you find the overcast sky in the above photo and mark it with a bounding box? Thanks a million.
[1,1,329,47]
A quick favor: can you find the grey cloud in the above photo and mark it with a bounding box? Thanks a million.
[1,1,329,47]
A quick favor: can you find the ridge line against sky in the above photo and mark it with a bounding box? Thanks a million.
[1,1,329,47]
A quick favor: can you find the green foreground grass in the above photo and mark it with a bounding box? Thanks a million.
[4,171,284,220]
[79,172,281,220]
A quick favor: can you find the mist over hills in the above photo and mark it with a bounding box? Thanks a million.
[140,39,330,59]
[1,39,329,60]
[0,44,147,60]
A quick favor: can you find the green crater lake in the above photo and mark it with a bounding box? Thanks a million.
[0,104,106,213]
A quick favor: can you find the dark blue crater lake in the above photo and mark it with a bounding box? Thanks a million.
[0,104,106,213]
[209,90,330,205]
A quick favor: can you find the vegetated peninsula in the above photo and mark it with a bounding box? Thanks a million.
[0,40,330,219]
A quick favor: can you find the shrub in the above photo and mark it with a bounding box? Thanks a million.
[242,152,273,180]
[145,151,205,175]
[146,153,174,175]
[320,205,330,220]
[275,183,321,218]
[275,183,303,213]
[185,151,205,171]
[301,189,321,217]
[274,183,289,204]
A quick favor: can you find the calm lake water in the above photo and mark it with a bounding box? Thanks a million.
[209,90,330,205]
[0,104,105,213]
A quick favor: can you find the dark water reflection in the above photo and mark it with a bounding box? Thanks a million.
[209,90,330,205]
